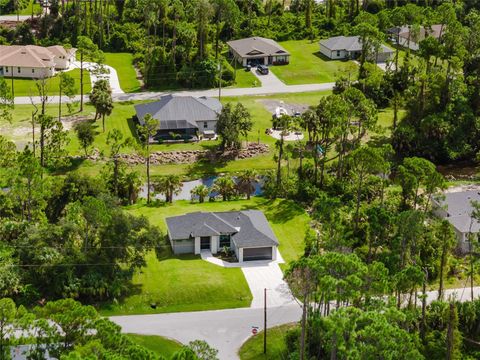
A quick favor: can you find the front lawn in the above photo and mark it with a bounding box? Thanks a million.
[104,52,142,93]
[231,67,261,88]
[99,198,309,316]
[239,324,296,360]
[269,40,357,85]
[6,68,91,97]
[126,334,183,357]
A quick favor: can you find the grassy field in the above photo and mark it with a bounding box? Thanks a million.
[127,334,183,357]
[99,198,309,316]
[104,53,142,93]
[231,67,261,88]
[270,40,357,85]
[239,324,296,360]
[2,88,402,179]
[5,68,91,97]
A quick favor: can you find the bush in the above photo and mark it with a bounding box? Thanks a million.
[285,327,301,353]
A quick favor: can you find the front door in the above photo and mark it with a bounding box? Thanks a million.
[200,236,210,250]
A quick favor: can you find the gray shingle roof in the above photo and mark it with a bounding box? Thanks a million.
[166,210,279,248]
[227,37,290,58]
[134,95,222,130]
[433,191,480,233]
[319,36,393,54]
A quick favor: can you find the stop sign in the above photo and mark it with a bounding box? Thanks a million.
[252,327,258,335]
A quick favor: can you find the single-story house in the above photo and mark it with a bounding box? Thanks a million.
[134,95,222,141]
[319,36,394,63]
[432,190,480,253]
[0,45,76,79]
[387,24,444,51]
[227,37,290,66]
[166,210,279,262]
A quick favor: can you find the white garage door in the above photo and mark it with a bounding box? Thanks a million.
[243,247,273,261]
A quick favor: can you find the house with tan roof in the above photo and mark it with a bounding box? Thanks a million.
[387,24,445,51]
[227,37,290,67]
[0,45,76,79]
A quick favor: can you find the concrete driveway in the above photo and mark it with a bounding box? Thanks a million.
[242,263,296,308]
[250,67,285,88]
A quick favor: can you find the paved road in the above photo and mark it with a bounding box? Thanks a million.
[110,285,480,359]
[14,82,335,105]
[0,15,32,21]
[111,304,302,360]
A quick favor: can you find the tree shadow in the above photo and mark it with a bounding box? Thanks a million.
[51,157,86,175]
[313,51,351,63]
[262,199,305,224]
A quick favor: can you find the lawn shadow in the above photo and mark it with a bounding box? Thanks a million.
[263,199,305,224]
[313,51,352,63]
[127,116,141,145]
[52,157,87,175]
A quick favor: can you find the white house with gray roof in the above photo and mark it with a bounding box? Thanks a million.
[166,210,279,262]
[227,37,290,66]
[134,95,222,141]
[432,190,480,253]
[319,36,393,62]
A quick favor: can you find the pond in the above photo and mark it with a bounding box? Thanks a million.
[140,176,264,201]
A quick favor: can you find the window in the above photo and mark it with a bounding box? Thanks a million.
[336,51,341,57]
[5,67,8,73]
[32,69,35,73]
[219,235,230,248]
[203,122,208,129]
[17,67,21,73]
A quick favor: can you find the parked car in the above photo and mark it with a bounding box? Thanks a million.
[245,64,251,71]
[257,65,269,75]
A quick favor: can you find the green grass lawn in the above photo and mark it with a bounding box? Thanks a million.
[126,334,183,357]
[239,324,296,360]
[270,40,357,85]
[104,53,142,93]
[99,198,309,316]
[231,67,261,88]
[6,68,91,97]
[3,0,41,15]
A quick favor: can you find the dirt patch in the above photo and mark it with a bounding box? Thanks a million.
[61,113,96,131]
[258,99,310,116]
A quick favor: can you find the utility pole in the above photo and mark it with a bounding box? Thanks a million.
[264,288,267,354]
[218,61,222,100]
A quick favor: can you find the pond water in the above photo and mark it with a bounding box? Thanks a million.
[140,176,264,201]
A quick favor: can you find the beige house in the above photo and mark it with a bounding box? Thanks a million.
[227,37,290,66]
[0,45,76,79]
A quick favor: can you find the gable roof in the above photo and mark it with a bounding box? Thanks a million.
[134,95,222,130]
[46,45,77,58]
[387,24,445,42]
[227,37,290,58]
[319,36,394,54]
[0,45,56,68]
[433,190,480,233]
[166,210,279,248]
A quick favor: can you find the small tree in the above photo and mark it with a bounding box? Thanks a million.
[213,176,236,201]
[188,340,219,360]
[136,114,159,204]
[77,36,103,111]
[216,103,252,150]
[236,169,258,200]
[0,77,13,124]
[75,122,95,156]
[58,72,76,121]
[90,79,113,132]
[191,184,210,203]
[154,175,182,203]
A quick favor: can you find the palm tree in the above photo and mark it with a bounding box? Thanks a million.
[236,170,258,200]
[122,171,143,205]
[213,176,236,201]
[191,184,210,203]
[154,175,183,203]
